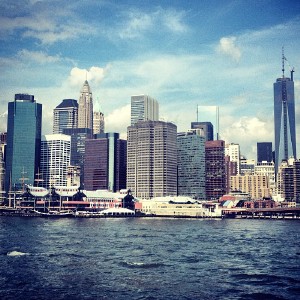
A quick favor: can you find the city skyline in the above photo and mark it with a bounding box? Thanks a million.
[0,1,300,160]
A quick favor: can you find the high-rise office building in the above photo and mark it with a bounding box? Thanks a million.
[53,99,78,134]
[257,142,273,163]
[63,128,93,186]
[127,121,177,198]
[78,80,93,131]
[40,134,71,189]
[197,105,219,140]
[225,143,241,174]
[191,122,213,141]
[177,130,205,199]
[205,140,226,200]
[84,133,127,192]
[276,158,300,202]
[131,95,159,126]
[274,53,297,173]
[93,111,105,135]
[5,94,42,192]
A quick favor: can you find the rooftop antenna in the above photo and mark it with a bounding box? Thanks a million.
[282,46,285,78]
[86,70,88,82]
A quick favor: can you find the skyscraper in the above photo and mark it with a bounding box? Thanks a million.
[257,142,273,163]
[205,140,226,200]
[84,133,127,192]
[274,52,297,173]
[93,111,105,135]
[191,122,214,141]
[78,80,93,132]
[225,143,241,174]
[5,94,42,192]
[177,130,206,199]
[53,99,78,134]
[127,121,177,198]
[63,128,93,186]
[40,134,71,189]
[131,95,159,126]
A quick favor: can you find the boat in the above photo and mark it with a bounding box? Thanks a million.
[31,209,74,218]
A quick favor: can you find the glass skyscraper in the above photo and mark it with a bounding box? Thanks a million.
[177,130,206,199]
[274,72,296,173]
[53,99,78,134]
[5,94,42,192]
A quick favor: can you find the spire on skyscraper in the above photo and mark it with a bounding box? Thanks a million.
[78,80,93,132]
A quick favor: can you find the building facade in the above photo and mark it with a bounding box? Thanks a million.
[93,111,105,135]
[40,134,71,189]
[53,99,78,134]
[225,155,238,194]
[257,142,273,163]
[205,140,226,200]
[276,158,300,202]
[191,122,213,141]
[274,71,296,173]
[254,161,275,196]
[225,143,241,174]
[177,131,206,199]
[78,80,93,131]
[130,95,159,126]
[84,133,127,192]
[63,128,93,186]
[127,121,177,198]
[230,174,270,200]
[5,94,42,192]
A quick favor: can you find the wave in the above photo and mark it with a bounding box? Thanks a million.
[120,260,164,269]
[7,251,29,257]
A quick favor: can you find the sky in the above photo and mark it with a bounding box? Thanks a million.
[0,0,300,159]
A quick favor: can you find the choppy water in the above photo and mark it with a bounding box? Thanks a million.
[0,217,299,300]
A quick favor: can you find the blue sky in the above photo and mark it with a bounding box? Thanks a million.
[0,0,300,159]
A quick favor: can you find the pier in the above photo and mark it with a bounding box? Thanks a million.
[222,207,300,219]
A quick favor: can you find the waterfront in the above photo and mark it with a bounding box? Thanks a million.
[0,217,299,300]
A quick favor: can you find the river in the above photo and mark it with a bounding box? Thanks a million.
[0,217,299,299]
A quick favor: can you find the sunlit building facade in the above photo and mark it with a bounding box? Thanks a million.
[127,121,177,198]
[40,134,71,189]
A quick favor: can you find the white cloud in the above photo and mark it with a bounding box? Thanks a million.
[17,49,61,64]
[118,7,188,40]
[119,12,153,39]
[218,36,241,62]
[105,104,130,137]
[161,9,188,33]
[67,66,109,88]
[221,116,272,158]
[0,10,96,45]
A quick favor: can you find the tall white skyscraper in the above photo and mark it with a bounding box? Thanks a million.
[40,134,71,189]
[53,99,78,134]
[127,121,177,198]
[78,80,93,132]
[225,143,241,174]
[131,95,159,126]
